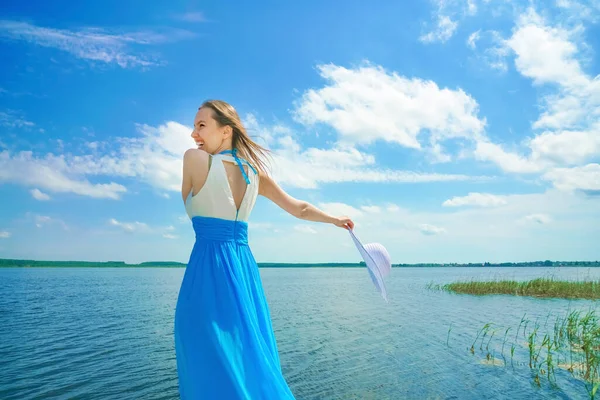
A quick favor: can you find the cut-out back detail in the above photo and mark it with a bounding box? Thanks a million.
[220,158,248,212]
[185,153,259,222]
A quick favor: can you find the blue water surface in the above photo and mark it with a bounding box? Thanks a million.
[1,266,598,399]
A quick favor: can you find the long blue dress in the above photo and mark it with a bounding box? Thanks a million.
[174,150,296,399]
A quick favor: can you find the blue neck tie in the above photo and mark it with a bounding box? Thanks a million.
[218,149,257,184]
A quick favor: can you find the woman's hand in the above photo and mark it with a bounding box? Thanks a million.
[333,216,354,230]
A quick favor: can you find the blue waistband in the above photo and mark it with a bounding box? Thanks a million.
[192,216,248,244]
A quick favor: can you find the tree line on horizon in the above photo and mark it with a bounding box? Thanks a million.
[0,258,599,268]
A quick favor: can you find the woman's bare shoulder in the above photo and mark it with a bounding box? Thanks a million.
[183,148,211,168]
[184,148,210,160]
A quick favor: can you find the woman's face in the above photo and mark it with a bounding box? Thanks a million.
[190,107,230,154]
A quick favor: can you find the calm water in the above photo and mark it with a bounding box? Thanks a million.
[1,266,599,399]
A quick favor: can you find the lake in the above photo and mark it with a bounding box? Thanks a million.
[1,266,598,399]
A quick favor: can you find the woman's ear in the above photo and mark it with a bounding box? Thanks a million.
[222,125,233,139]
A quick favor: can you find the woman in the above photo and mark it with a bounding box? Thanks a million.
[174,100,354,399]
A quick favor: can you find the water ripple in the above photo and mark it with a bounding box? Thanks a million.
[1,266,598,399]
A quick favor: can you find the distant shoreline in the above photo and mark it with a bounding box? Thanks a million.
[1,258,599,268]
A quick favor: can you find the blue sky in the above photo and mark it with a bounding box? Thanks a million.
[1,0,599,264]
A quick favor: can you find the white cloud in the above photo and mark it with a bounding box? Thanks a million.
[30,188,50,201]
[0,151,127,199]
[0,62,495,199]
[29,189,50,201]
[294,225,317,234]
[419,223,447,235]
[27,213,68,230]
[528,126,600,165]
[473,140,547,173]
[0,231,11,238]
[420,15,458,43]
[420,0,491,45]
[467,30,481,49]
[109,218,180,239]
[0,20,195,68]
[506,9,587,88]
[271,189,598,262]
[443,192,508,207]
[542,164,600,192]
[554,0,600,23]
[270,139,485,189]
[0,110,35,129]
[86,141,99,150]
[505,9,599,133]
[35,215,52,228]
[293,63,486,160]
[109,218,151,233]
[472,7,600,190]
[473,30,510,72]
[0,119,196,199]
[467,0,477,15]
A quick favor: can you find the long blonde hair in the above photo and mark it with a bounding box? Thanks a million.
[200,99,271,174]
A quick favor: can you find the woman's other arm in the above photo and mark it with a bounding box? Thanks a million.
[258,173,354,230]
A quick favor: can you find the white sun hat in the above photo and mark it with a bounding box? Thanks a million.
[348,228,392,302]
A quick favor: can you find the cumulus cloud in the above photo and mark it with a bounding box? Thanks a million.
[0,231,11,239]
[293,63,486,161]
[470,8,600,194]
[0,151,127,199]
[2,102,491,200]
[542,164,600,192]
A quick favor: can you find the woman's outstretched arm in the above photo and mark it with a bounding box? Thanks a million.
[258,173,354,230]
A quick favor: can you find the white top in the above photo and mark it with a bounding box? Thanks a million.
[185,154,259,222]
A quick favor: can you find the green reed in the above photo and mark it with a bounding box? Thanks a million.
[463,309,600,399]
[428,278,600,299]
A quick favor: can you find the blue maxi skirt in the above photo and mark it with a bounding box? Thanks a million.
[174,216,296,399]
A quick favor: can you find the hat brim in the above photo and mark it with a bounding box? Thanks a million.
[349,229,391,302]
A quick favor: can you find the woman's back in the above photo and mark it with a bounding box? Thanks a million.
[184,152,259,223]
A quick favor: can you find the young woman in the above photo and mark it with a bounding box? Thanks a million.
[174,100,354,399]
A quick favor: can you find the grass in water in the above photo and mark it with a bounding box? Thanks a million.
[428,277,600,300]
[462,309,600,399]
